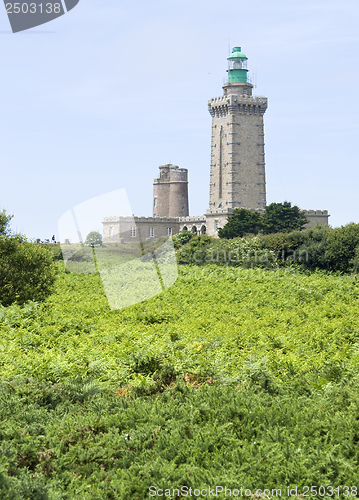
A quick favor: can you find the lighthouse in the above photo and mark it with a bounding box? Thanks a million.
[206,46,268,234]
[101,45,329,244]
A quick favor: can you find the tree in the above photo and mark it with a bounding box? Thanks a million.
[84,231,103,247]
[0,210,13,236]
[218,208,264,239]
[263,202,308,234]
[324,223,359,273]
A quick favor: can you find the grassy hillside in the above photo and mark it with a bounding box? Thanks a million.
[1,264,359,498]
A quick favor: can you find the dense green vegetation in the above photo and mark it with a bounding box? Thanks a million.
[0,210,13,237]
[0,213,57,307]
[261,202,308,234]
[1,261,359,498]
[218,208,264,238]
[218,203,308,239]
[175,222,359,274]
[1,210,359,498]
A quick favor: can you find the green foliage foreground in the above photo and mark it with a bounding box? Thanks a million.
[1,265,359,498]
[0,238,57,307]
[218,202,308,239]
[177,222,359,274]
[0,211,57,307]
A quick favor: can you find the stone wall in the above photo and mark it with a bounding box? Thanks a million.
[208,82,267,214]
[102,209,331,244]
[179,215,207,234]
[304,210,330,227]
[103,216,181,243]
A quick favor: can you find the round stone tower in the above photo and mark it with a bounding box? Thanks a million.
[153,164,189,218]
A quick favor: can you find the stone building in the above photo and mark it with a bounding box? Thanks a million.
[153,164,189,218]
[103,47,329,243]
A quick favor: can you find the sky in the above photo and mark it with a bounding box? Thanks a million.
[0,0,358,240]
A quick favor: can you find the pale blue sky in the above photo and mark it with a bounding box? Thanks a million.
[0,0,358,239]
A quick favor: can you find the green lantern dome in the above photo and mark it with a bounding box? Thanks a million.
[228,47,248,60]
[227,46,249,83]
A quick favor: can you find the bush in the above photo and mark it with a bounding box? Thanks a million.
[350,246,359,273]
[295,225,332,270]
[259,231,297,256]
[0,237,57,306]
[264,223,359,273]
[205,236,277,268]
[175,223,359,274]
[260,224,331,270]
[324,223,359,273]
[177,235,216,264]
[67,246,94,262]
[172,230,195,250]
[46,244,63,261]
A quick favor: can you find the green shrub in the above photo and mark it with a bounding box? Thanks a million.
[45,243,63,261]
[172,230,195,249]
[205,236,277,268]
[67,246,94,262]
[260,230,305,256]
[350,246,359,273]
[2,373,359,496]
[175,223,359,274]
[295,225,332,270]
[0,237,57,306]
[324,223,359,273]
[259,224,332,270]
[177,235,216,264]
[141,236,169,255]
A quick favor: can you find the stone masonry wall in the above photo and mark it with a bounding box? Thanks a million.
[153,164,189,218]
[208,83,267,213]
[103,216,181,243]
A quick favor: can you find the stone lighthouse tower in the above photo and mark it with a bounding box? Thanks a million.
[206,47,268,235]
[153,164,189,218]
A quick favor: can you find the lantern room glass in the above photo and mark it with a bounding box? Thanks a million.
[228,59,248,70]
